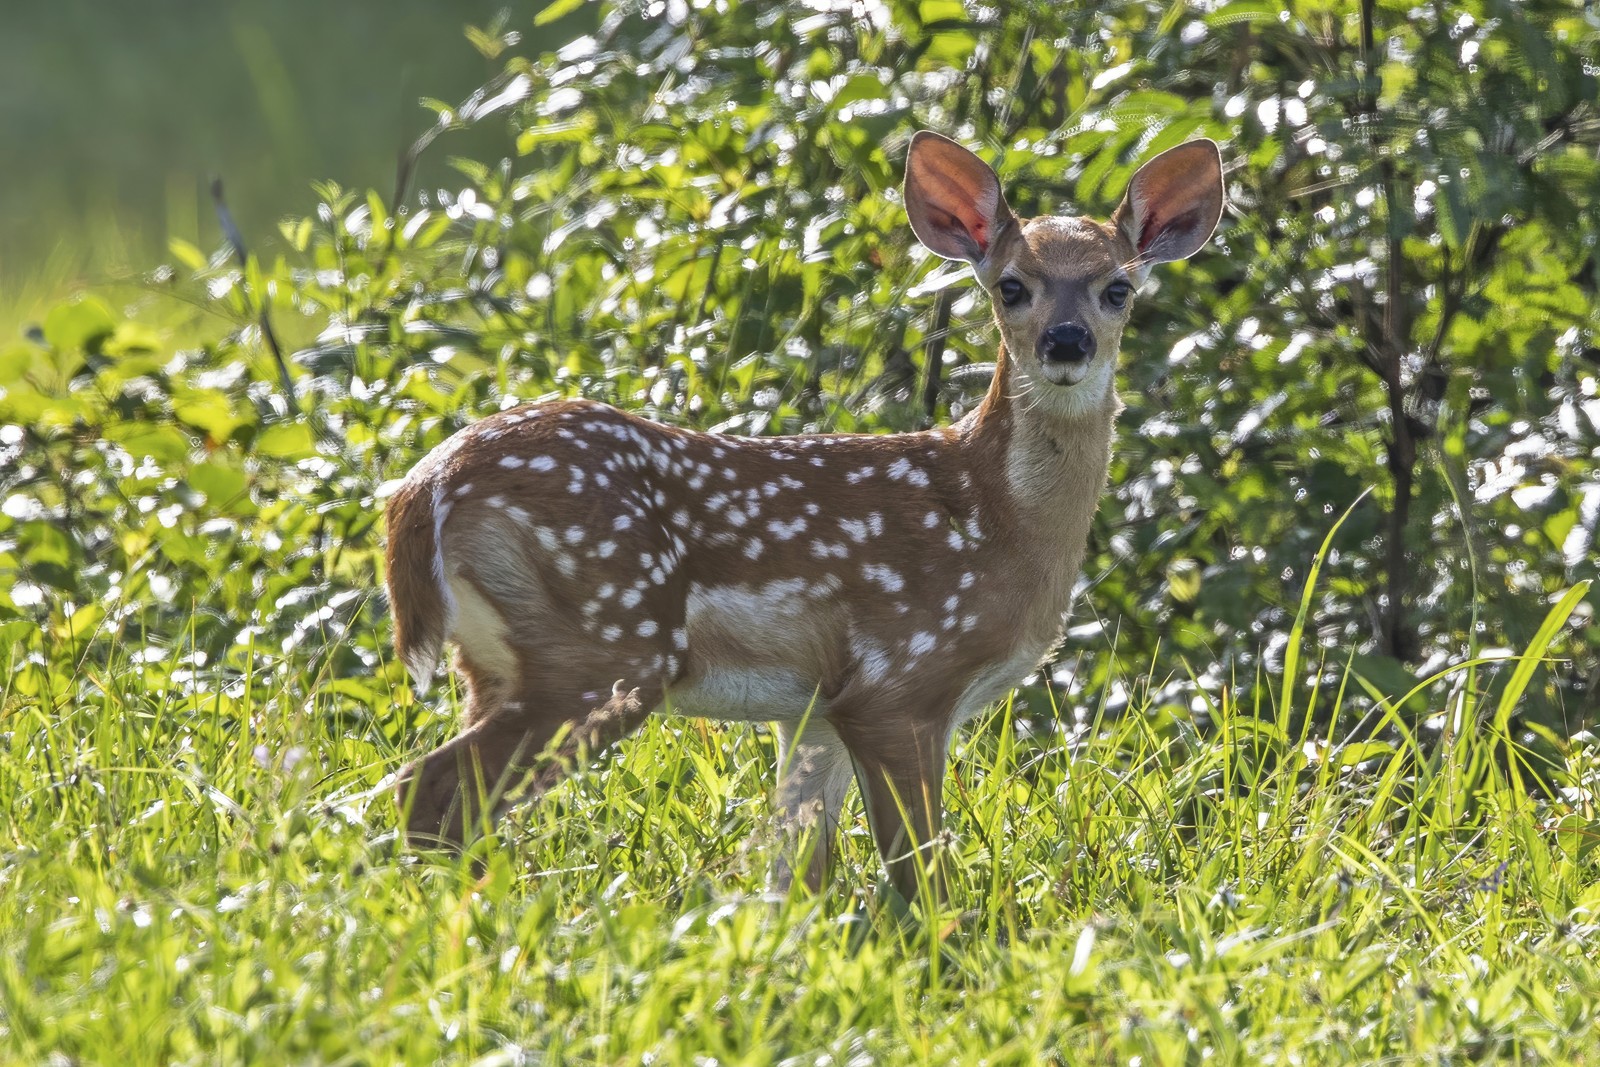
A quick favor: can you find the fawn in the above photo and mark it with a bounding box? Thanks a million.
[384,131,1224,898]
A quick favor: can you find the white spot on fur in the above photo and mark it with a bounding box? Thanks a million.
[854,634,892,682]
[499,455,525,469]
[909,631,936,656]
[886,458,929,487]
[529,456,556,471]
[861,563,904,592]
[637,619,658,638]
[838,518,868,543]
[767,517,808,540]
[602,625,622,642]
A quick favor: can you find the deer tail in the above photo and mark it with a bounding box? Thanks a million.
[384,474,458,694]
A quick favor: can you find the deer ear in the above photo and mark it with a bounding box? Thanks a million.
[905,132,1016,264]
[1112,139,1225,280]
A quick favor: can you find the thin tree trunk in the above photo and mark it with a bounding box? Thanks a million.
[1361,0,1418,661]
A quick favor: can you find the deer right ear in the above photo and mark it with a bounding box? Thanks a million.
[905,132,1015,265]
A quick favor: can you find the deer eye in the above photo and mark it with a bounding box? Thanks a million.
[997,278,1028,307]
[1103,281,1133,309]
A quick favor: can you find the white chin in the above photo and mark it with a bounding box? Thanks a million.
[1038,360,1093,387]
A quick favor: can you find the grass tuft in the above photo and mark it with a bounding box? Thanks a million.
[5,587,1600,1063]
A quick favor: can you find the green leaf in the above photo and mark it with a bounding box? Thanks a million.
[1493,581,1592,736]
[173,390,244,442]
[1336,740,1398,766]
[187,462,249,508]
[0,343,39,386]
[255,421,317,460]
[105,423,193,466]
[168,238,208,272]
[1203,1,1280,26]
[534,0,588,26]
[41,297,117,352]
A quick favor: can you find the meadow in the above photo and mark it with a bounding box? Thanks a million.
[3,575,1598,1063]
[3,0,1599,1062]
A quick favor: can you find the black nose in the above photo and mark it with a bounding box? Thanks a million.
[1040,321,1095,364]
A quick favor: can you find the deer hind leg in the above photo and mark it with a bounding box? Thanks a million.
[397,668,670,848]
[396,570,679,847]
[771,718,855,893]
[833,712,953,904]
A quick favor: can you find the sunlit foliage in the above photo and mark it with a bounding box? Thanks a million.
[4,0,1595,749]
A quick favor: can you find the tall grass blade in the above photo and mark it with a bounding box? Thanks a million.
[1279,489,1372,725]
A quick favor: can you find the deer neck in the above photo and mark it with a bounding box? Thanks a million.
[962,343,1120,511]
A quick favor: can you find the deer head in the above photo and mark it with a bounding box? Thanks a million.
[905,132,1223,421]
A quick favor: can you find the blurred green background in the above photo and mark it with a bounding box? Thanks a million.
[0,0,522,336]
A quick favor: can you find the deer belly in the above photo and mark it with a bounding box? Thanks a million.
[665,579,842,722]
[665,667,826,722]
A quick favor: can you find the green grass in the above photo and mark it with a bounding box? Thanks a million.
[3,581,1599,1064]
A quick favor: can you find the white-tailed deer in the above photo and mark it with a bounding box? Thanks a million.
[385,132,1224,898]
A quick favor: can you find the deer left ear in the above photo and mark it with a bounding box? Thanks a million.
[1111,140,1225,283]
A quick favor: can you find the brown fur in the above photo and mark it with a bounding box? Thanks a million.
[383,132,1225,899]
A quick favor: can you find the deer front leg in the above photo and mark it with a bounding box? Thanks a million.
[834,713,952,904]
[771,718,855,894]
